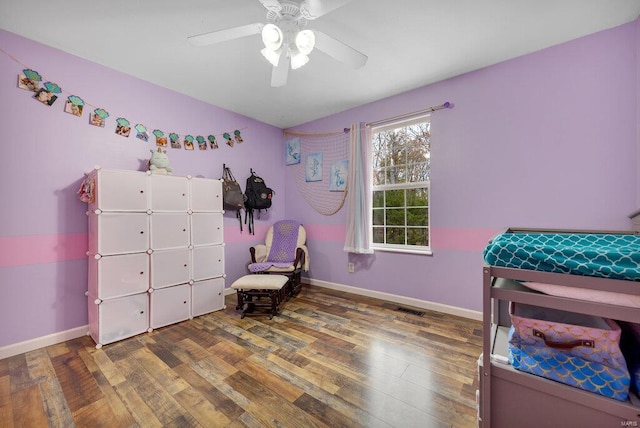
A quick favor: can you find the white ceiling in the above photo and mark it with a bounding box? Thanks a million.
[1,0,639,128]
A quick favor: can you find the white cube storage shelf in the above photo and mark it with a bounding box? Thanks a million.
[85,167,225,348]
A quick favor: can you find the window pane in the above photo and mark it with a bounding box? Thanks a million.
[373,191,384,208]
[372,208,384,225]
[407,208,427,227]
[373,169,384,186]
[390,164,407,184]
[406,187,428,207]
[386,227,405,245]
[373,227,384,243]
[407,161,430,182]
[407,228,429,246]
[387,208,404,226]
[385,189,404,207]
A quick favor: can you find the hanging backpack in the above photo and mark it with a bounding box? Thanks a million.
[244,170,273,234]
[222,164,245,231]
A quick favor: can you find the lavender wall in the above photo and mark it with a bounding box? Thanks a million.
[0,29,284,347]
[287,21,639,312]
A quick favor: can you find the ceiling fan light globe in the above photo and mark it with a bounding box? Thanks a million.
[261,23,283,50]
[261,47,281,67]
[295,29,316,55]
[291,52,309,70]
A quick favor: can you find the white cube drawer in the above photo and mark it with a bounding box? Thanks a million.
[191,212,223,246]
[150,284,191,329]
[90,169,148,212]
[150,213,190,249]
[89,293,149,346]
[89,253,149,299]
[190,177,222,212]
[192,277,225,317]
[192,244,224,281]
[90,212,149,255]
[150,248,190,289]
[150,175,189,212]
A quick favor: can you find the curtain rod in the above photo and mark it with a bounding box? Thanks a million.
[366,101,454,127]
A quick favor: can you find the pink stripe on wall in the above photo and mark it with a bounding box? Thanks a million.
[304,224,347,242]
[0,233,88,267]
[430,228,502,252]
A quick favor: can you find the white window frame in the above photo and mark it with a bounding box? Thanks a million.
[370,114,431,255]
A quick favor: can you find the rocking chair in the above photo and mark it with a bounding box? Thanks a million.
[248,220,309,297]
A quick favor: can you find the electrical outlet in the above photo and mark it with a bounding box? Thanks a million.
[348,262,355,273]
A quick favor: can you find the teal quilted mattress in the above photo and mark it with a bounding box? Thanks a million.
[483,232,640,281]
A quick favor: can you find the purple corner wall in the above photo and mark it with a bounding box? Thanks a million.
[0,29,284,348]
[286,20,639,313]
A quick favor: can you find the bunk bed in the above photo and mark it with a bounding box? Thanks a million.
[479,228,640,428]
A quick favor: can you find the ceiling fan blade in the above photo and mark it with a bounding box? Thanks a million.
[187,23,263,47]
[258,0,283,14]
[314,31,367,69]
[271,56,290,87]
[299,0,354,19]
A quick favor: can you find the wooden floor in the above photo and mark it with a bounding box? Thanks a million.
[0,284,482,428]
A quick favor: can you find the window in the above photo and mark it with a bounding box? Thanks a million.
[371,115,430,253]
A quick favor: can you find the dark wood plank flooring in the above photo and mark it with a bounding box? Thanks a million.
[0,284,482,427]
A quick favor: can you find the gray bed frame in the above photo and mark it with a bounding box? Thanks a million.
[479,227,640,428]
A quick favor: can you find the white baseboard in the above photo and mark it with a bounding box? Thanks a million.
[307,278,482,321]
[4,282,479,360]
[0,325,89,360]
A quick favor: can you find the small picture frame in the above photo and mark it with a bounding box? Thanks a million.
[18,74,39,92]
[286,137,301,165]
[115,118,131,137]
[34,89,57,106]
[64,95,84,117]
[169,133,181,149]
[329,160,348,191]
[135,124,149,142]
[90,108,109,127]
[184,135,195,151]
[196,136,207,150]
[18,69,41,92]
[153,130,167,147]
[305,153,323,182]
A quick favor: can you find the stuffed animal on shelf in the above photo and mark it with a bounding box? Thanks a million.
[147,147,173,175]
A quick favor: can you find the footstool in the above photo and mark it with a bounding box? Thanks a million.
[231,274,289,319]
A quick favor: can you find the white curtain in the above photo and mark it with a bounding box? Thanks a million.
[344,122,374,254]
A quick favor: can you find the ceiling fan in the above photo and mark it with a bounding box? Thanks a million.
[187,0,368,87]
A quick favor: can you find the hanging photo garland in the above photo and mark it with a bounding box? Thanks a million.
[4,52,249,152]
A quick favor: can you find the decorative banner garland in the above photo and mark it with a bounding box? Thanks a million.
[4,44,247,151]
